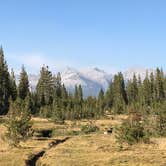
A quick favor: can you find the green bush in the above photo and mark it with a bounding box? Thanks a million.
[0,117,6,124]
[153,102,166,136]
[115,120,149,146]
[5,98,33,147]
[81,124,99,134]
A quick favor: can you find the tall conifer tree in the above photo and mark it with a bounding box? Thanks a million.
[97,88,105,116]
[0,47,10,114]
[112,72,127,114]
[18,66,29,100]
[36,66,54,106]
[10,69,17,101]
[155,68,165,101]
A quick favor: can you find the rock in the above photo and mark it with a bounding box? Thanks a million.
[104,131,108,135]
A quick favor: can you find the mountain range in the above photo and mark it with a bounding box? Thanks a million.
[16,67,155,97]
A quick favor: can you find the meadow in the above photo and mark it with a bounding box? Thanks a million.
[1,115,166,166]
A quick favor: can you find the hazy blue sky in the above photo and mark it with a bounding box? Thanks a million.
[0,0,166,73]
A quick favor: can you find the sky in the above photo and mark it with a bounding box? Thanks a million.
[0,0,166,74]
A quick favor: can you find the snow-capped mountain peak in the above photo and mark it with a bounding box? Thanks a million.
[123,67,154,80]
[61,67,110,97]
[15,67,161,97]
[80,67,112,91]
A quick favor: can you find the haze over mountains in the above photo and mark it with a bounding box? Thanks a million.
[16,67,156,97]
[61,67,113,97]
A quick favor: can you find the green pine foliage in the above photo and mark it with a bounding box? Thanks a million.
[126,74,138,105]
[153,102,166,136]
[111,73,128,114]
[1,47,166,146]
[18,66,29,100]
[5,98,33,147]
[115,112,150,146]
[0,47,10,115]
[143,72,152,106]
[36,66,55,117]
[105,81,114,111]
[36,66,54,107]
[81,123,99,134]
[97,88,105,116]
[52,93,65,123]
[9,69,17,101]
[150,72,156,103]
[156,68,165,101]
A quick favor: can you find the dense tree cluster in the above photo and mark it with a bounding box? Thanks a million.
[0,47,166,127]
[105,69,166,114]
[0,48,100,120]
[1,47,166,146]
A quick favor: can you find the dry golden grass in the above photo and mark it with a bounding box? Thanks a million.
[0,125,52,166]
[0,138,55,166]
[38,134,166,166]
[32,117,55,130]
[0,116,166,166]
[0,117,56,166]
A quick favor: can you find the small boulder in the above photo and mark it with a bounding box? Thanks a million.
[104,131,108,135]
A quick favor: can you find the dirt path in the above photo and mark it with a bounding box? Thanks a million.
[25,137,70,166]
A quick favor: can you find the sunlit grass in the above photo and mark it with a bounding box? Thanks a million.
[0,116,166,166]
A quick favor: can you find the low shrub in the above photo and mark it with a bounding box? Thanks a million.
[5,99,33,147]
[81,124,99,134]
[115,120,150,146]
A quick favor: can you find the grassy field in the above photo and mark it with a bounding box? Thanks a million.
[0,116,166,166]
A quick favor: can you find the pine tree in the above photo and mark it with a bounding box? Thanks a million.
[149,72,156,103]
[24,94,34,114]
[54,72,62,98]
[78,85,83,103]
[52,93,64,123]
[105,81,114,110]
[36,66,54,107]
[115,112,149,146]
[67,93,75,119]
[143,72,151,106]
[30,92,39,115]
[61,84,68,117]
[5,98,33,147]
[73,85,83,119]
[126,74,138,104]
[78,85,83,118]
[126,80,133,105]
[83,96,97,118]
[137,75,144,107]
[73,85,79,117]
[0,47,10,115]
[132,74,138,102]
[112,72,127,114]
[155,68,165,101]
[154,102,166,136]
[74,85,79,100]
[9,69,17,101]
[97,88,105,116]
[18,66,29,100]
[164,77,166,98]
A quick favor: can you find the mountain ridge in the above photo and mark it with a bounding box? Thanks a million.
[16,67,158,97]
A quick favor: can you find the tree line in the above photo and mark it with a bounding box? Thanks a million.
[0,47,101,121]
[1,47,166,147]
[1,47,166,122]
